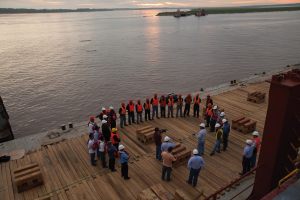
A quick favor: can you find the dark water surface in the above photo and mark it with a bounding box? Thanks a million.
[0,10,300,138]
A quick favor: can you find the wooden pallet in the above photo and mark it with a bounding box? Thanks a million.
[13,163,43,193]
[232,117,257,134]
[172,144,191,167]
[247,91,266,103]
[136,125,155,144]
[137,183,174,200]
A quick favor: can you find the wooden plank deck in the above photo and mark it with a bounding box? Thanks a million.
[0,81,270,200]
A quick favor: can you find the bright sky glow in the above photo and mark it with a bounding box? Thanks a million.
[0,0,299,9]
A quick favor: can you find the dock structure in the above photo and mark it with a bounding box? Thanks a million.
[0,81,270,200]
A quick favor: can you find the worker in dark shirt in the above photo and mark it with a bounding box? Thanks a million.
[153,127,166,161]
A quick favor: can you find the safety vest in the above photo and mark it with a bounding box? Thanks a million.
[145,103,150,110]
[121,107,126,115]
[152,98,159,106]
[206,108,212,116]
[194,97,201,105]
[177,98,183,105]
[160,99,166,107]
[137,104,143,112]
[129,104,135,112]
[168,99,174,106]
[111,133,120,145]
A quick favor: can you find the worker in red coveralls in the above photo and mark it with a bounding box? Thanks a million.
[250,131,261,168]
[126,100,135,125]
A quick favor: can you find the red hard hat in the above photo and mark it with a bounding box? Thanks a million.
[89,116,95,121]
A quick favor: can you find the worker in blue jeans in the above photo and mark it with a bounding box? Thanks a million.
[210,123,223,156]
[187,149,205,187]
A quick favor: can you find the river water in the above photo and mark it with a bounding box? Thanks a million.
[0,10,300,138]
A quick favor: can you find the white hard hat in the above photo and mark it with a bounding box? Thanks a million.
[118,144,125,151]
[109,106,114,110]
[222,118,227,123]
[102,107,106,111]
[103,115,108,119]
[101,120,107,124]
[193,149,199,155]
[215,123,221,128]
[246,139,253,145]
[220,112,225,117]
[252,131,259,136]
[199,123,205,128]
[213,105,218,110]
[164,136,170,142]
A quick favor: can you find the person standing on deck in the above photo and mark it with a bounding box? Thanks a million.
[240,140,255,175]
[197,123,207,156]
[107,141,117,172]
[167,95,174,118]
[218,112,225,125]
[250,131,261,168]
[205,103,213,127]
[119,103,128,128]
[136,100,144,124]
[144,98,151,121]
[88,116,98,135]
[154,128,167,161]
[210,105,218,132]
[127,100,135,125]
[111,128,120,150]
[97,107,107,121]
[98,136,107,168]
[108,106,117,129]
[101,120,111,142]
[222,119,231,151]
[151,94,160,119]
[88,133,97,166]
[193,94,201,118]
[205,95,213,109]
[161,146,177,181]
[184,94,192,117]
[187,149,205,187]
[159,95,167,118]
[210,123,223,156]
[119,145,130,180]
[161,136,176,152]
[176,94,183,117]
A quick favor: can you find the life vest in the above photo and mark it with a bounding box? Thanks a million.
[121,107,126,115]
[194,97,201,105]
[137,104,143,112]
[111,133,120,145]
[160,99,166,107]
[129,104,134,112]
[177,98,183,105]
[152,98,159,106]
[145,102,150,110]
[168,99,174,106]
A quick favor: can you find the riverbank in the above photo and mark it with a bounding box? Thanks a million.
[157,5,300,16]
[0,65,297,154]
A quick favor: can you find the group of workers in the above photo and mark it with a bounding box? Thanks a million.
[86,93,261,187]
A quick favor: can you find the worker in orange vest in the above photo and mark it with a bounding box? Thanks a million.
[126,100,135,125]
[160,95,167,118]
[176,94,183,117]
[205,95,213,109]
[151,94,160,119]
[184,94,192,117]
[118,103,128,128]
[193,94,201,118]
[167,95,174,118]
[136,100,144,124]
[205,103,213,127]
[144,98,151,121]
[111,128,120,150]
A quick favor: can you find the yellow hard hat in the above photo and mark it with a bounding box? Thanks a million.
[112,128,118,132]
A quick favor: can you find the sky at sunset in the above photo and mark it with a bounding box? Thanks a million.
[0,0,299,9]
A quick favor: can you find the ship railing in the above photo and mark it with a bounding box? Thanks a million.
[203,167,257,200]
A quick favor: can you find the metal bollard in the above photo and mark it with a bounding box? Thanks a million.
[68,123,73,129]
[61,124,66,131]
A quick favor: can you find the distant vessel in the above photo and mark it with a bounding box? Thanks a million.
[195,9,206,17]
[174,9,181,18]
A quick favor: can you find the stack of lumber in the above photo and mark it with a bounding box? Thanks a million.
[13,163,43,193]
[247,91,266,103]
[172,143,191,167]
[232,117,257,134]
[136,125,155,144]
